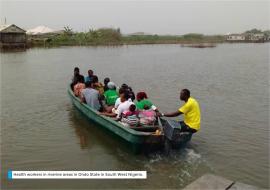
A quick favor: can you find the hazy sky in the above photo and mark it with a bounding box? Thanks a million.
[1,0,269,35]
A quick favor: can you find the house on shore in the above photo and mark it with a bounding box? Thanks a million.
[226,33,269,43]
[26,26,64,46]
[0,24,26,49]
[226,34,245,42]
[250,33,265,42]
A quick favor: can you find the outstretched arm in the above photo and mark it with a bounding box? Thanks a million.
[163,110,183,117]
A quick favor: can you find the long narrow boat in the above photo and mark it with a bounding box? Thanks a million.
[68,87,192,153]
[181,43,217,48]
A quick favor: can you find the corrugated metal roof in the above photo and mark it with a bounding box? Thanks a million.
[0,24,26,33]
[0,24,11,31]
[26,26,54,35]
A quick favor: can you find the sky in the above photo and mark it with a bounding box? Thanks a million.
[0,0,269,35]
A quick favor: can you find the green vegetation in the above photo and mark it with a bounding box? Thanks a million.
[122,33,224,44]
[244,28,270,37]
[244,28,263,34]
[47,28,122,46]
[27,27,268,47]
[263,30,270,36]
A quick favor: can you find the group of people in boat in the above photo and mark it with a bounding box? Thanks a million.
[71,67,201,134]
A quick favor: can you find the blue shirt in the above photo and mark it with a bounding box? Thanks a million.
[85,76,93,83]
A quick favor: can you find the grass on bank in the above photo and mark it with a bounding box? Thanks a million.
[28,27,226,47]
[122,33,225,44]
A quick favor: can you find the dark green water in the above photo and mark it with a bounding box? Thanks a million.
[1,44,269,189]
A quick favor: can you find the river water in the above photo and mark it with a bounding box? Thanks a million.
[1,44,269,189]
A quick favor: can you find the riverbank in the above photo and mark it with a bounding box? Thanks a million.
[27,28,225,47]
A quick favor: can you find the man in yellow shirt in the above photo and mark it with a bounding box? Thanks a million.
[161,89,201,133]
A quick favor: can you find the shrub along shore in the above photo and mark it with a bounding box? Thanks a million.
[27,28,225,47]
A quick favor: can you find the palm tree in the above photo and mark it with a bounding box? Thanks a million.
[63,26,73,35]
[88,28,100,39]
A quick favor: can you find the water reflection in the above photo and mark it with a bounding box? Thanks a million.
[71,112,93,149]
[67,107,133,153]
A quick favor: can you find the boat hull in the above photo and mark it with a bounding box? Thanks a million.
[68,87,192,153]
[68,87,164,153]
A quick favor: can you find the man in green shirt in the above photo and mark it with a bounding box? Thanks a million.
[104,82,118,106]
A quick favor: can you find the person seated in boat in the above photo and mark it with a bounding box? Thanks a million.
[114,88,132,110]
[99,88,125,116]
[159,89,200,133]
[71,67,85,91]
[121,83,135,101]
[104,82,118,106]
[74,77,85,97]
[121,104,139,126]
[136,91,158,111]
[100,91,133,120]
[103,77,110,92]
[85,69,94,83]
[92,75,104,95]
[115,92,134,120]
[138,105,156,125]
[80,81,102,111]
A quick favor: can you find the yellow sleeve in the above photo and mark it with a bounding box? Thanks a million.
[179,102,190,114]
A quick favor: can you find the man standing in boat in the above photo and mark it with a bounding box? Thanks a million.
[160,89,201,133]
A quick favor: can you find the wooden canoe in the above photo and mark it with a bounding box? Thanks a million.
[68,87,192,153]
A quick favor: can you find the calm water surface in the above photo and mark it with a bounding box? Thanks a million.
[1,44,269,189]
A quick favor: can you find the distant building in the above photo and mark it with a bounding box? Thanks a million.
[0,24,26,49]
[226,34,245,41]
[26,26,58,35]
[265,35,270,41]
[250,33,265,42]
[226,33,269,43]
[26,26,64,46]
